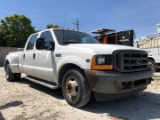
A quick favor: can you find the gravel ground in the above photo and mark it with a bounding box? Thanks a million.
[0,67,160,120]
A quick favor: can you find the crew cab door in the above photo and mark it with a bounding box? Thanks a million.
[32,30,56,82]
[22,34,38,76]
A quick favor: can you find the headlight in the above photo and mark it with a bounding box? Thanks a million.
[97,56,105,65]
[91,55,113,70]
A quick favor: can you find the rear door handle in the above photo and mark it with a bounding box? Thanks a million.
[33,53,36,59]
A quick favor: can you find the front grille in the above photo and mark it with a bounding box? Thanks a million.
[114,50,148,72]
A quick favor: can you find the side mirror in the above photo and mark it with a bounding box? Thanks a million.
[36,37,55,51]
[49,42,55,51]
[36,38,45,50]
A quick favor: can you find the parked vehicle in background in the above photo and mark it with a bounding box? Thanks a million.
[93,28,134,46]
[136,33,160,71]
[4,28,153,107]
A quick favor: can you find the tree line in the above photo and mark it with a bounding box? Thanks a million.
[0,14,59,47]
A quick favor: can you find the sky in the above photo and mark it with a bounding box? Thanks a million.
[0,0,160,38]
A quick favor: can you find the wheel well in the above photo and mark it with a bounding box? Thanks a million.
[148,57,155,62]
[58,63,84,86]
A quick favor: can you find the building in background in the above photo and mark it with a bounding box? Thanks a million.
[136,24,160,48]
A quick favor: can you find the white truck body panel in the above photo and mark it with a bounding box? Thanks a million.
[7,44,143,74]
[145,47,160,63]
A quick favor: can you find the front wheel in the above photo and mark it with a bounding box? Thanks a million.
[5,64,21,82]
[62,68,91,108]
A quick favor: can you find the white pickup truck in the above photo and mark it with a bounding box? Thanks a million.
[4,28,153,107]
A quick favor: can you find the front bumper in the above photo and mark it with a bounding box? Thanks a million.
[84,69,153,101]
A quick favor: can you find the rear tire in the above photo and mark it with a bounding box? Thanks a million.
[5,64,21,82]
[62,68,91,108]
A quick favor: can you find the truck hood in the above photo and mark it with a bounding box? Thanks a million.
[68,44,141,54]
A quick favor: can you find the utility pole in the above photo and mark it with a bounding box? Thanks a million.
[73,20,80,31]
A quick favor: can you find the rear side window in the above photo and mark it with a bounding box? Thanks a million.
[26,34,38,50]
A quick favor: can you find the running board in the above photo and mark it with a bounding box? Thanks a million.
[24,76,59,89]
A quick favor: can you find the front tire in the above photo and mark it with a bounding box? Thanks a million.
[62,68,91,108]
[5,64,21,82]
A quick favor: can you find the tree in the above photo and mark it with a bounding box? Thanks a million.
[0,31,6,46]
[46,24,59,29]
[0,14,35,47]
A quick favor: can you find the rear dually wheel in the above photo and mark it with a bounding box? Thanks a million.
[5,64,21,82]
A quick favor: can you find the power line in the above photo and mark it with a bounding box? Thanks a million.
[0,5,138,32]
[0,6,96,31]
[0,6,80,27]
[0,6,101,28]
[0,6,63,19]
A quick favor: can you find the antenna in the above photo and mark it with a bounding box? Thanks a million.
[62,10,66,44]
[73,19,80,31]
[63,10,66,29]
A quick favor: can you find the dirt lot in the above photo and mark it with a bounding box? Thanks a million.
[0,67,160,120]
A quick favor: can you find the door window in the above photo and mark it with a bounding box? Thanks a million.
[39,31,54,49]
[26,34,38,50]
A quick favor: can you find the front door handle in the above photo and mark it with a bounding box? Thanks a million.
[33,53,36,59]
[23,54,25,59]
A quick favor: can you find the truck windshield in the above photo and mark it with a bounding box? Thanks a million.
[54,29,100,45]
